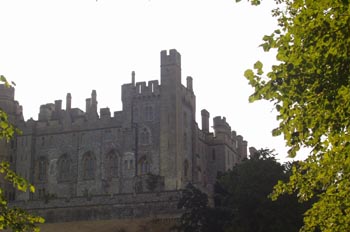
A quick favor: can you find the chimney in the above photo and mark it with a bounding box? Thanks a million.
[91,90,98,114]
[186,76,193,91]
[132,71,135,86]
[86,98,91,113]
[201,109,210,133]
[66,93,71,110]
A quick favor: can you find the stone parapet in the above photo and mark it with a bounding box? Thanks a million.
[12,190,182,223]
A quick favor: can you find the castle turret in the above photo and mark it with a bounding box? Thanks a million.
[0,85,22,120]
[213,116,231,137]
[0,84,22,131]
[85,98,91,113]
[201,109,210,133]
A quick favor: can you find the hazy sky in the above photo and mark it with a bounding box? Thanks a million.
[0,0,301,162]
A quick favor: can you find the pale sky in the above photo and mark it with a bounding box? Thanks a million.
[0,0,302,162]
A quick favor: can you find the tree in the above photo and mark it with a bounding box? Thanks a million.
[0,75,44,231]
[239,0,350,231]
[176,183,230,232]
[215,149,310,232]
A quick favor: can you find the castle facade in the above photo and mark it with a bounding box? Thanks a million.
[0,49,250,205]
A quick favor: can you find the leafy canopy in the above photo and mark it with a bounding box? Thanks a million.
[238,0,350,231]
[215,149,309,232]
[0,76,44,231]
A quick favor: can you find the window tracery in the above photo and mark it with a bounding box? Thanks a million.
[139,157,150,175]
[58,154,70,182]
[106,150,119,178]
[82,152,95,180]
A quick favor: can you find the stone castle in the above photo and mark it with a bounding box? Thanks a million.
[0,49,254,221]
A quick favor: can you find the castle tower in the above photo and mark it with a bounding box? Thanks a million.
[159,49,183,190]
[0,84,23,201]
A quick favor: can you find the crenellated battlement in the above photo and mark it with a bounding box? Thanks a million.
[135,80,160,95]
[122,79,160,103]
[161,49,181,67]
[213,116,232,134]
[121,70,161,104]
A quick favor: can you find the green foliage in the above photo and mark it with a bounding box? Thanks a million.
[0,162,45,232]
[177,150,310,232]
[240,0,350,231]
[0,77,44,231]
[215,149,310,232]
[0,110,16,141]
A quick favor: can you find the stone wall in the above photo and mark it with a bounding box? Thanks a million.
[13,190,182,223]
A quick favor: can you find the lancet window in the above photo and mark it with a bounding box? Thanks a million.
[82,152,95,180]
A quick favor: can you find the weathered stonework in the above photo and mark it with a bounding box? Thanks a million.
[14,191,182,223]
[1,49,253,221]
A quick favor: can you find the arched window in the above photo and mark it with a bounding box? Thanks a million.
[139,157,150,175]
[106,151,119,178]
[58,154,70,182]
[38,158,46,181]
[82,152,95,180]
[140,128,150,145]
